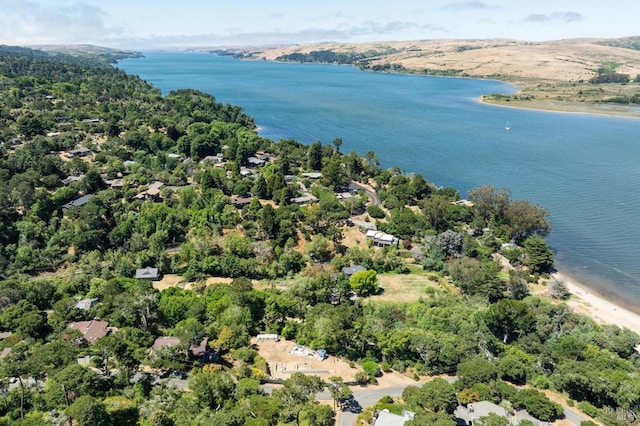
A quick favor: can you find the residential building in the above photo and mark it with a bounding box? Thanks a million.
[67,319,110,343]
[135,267,161,281]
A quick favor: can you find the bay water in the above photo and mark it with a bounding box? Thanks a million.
[117,52,640,313]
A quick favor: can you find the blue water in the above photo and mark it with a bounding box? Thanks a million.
[117,52,640,312]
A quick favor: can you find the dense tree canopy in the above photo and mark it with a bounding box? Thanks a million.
[0,45,635,426]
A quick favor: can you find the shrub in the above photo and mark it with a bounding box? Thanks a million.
[380,361,392,373]
[577,401,599,418]
[354,371,370,384]
[391,360,406,373]
[530,375,551,389]
[362,360,381,377]
[233,347,258,363]
[367,205,385,219]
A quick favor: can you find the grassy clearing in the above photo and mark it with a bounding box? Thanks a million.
[372,267,445,303]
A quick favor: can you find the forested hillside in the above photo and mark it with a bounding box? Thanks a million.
[0,46,639,426]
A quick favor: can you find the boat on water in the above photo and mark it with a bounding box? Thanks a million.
[505,121,511,131]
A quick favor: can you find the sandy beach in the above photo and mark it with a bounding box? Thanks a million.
[553,272,640,337]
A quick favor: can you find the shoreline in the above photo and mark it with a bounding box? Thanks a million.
[478,95,640,120]
[552,271,640,337]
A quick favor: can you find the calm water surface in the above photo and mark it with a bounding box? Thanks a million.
[118,52,640,312]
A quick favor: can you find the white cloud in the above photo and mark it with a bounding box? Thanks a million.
[0,1,124,45]
[524,11,584,25]
[441,1,498,10]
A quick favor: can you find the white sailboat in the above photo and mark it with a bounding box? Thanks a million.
[504,121,511,131]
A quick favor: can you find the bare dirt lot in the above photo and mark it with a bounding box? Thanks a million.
[152,274,234,291]
[251,337,417,388]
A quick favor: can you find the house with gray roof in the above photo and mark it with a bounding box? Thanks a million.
[65,147,91,158]
[62,194,93,211]
[135,266,161,281]
[373,409,415,426]
[62,175,84,185]
[290,194,319,205]
[366,230,399,247]
[76,298,98,310]
[342,265,367,276]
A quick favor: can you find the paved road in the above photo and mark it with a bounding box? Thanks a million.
[321,377,587,426]
[350,181,381,208]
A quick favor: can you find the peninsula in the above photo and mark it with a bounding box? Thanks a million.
[225,36,640,118]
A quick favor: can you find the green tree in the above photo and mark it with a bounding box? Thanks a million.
[484,299,535,344]
[307,141,323,171]
[456,357,498,389]
[349,269,379,297]
[17,116,45,138]
[406,412,456,425]
[322,157,348,189]
[514,388,564,421]
[272,372,324,425]
[332,137,343,155]
[327,376,352,411]
[476,412,509,426]
[66,395,112,426]
[523,235,554,274]
[504,199,550,242]
[420,377,458,413]
[189,369,236,410]
[468,185,510,227]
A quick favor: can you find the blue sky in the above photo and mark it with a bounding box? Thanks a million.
[1,0,638,49]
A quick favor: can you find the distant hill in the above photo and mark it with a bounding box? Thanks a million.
[233,37,640,83]
[25,44,143,63]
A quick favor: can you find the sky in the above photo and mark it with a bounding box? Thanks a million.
[1,0,639,50]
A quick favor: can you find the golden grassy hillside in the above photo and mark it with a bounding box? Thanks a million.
[246,38,640,82]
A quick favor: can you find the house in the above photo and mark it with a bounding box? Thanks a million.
[301,172,323,179]
[230,195,253,208]
[452,199,474,207]
[455,401,509,426]
[290,195,318,205]
[200,155,219,164]
[8,138,23,147]
[239,167,253,177]
[67,319,110,343]
[108,178,124,188]
[133,182,164,201]
[62,194,93,211]
[76,298,98,310]
[152,336,181,351]
[256,334,279,342]
[65,147,91,158]
[247,156,266,166]
[366,230,399,247]
[342,265,367,276]
[152,336,216,361]
[135,267,161,281]
[81,118,101,123]
[190,337,209,358]
[61,175,84,185]
[373,409,415,425]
